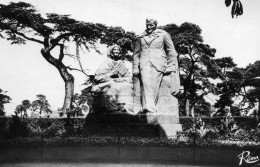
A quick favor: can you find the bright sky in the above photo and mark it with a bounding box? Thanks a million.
[1,0,260,115]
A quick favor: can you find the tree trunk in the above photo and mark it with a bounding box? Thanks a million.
[190,105,195,117]
[62,76,74,114]
[41,49,75,115]
[56,65,74,115]
[185,99,190,117]
[183,83,189,116]
[257,96,260,119]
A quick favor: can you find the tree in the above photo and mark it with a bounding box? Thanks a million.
[214,57,242,116]
[225,0,243,18]
[27,95,65,142]
[161,23,223,116]
[242,61,260,116]
[215,60,260,116]
[0,2,136,115]
[0,88,11,116]
[14,99,31,117]
[0,2,107,115]
[71,26,136,116]
[31,94,52,117]
[70,76,95,117]
[100,26,136,61]
[215,57,237,73]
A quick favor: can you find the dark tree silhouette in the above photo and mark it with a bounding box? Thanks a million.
[15,99,31,117]
[243,61,260,116]
[214,57,240,116]
[161,23,223,116]
[0,88,11,116]
[0,2,135,115]
[31,94,52,117]
[215,59,260,116]
[100,26,136,61]
[0,2,107,115]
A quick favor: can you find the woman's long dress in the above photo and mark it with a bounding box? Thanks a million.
[91,58,133,114]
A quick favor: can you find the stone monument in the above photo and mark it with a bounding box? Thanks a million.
[132,17,182,137]
[91,44,134,114]
[84,18,182,138]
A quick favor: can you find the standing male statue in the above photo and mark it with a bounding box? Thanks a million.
[133,17,180,114]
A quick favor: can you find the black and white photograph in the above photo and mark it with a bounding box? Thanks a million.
[0,0,260,166]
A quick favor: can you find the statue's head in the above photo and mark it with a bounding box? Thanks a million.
[107,45,122,60]
[146,17,158,34]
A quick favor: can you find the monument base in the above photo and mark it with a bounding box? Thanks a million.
[159,123,182,137]
[83,113,182,138]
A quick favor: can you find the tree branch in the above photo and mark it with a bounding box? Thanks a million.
[44,33,73,52]
[40,48,59,67]
[58,44,64,62]
[64,53,75,58]
[75,43,88,74]
[66,66,89,76]
[50,33,73,46]
[14,31,44,44]
[43,35,49,48]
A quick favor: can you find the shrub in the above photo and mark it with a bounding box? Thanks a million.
[0,117,10,139]
[27,118,65,138]
[8,116,31,138]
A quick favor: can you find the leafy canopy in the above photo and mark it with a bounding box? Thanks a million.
[0,88,11,114]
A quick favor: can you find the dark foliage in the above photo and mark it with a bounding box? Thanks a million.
[0,2,136,114]
[100,26,136,55]
[215,60,260,116]
[0,88,11,116]
[1,116,259,145]
[161,23,222,116]
[7,116,31,139]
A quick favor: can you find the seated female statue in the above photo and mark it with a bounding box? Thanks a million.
[91,45,133,114]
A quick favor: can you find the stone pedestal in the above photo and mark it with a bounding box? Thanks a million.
[133,72,182,137]
[84,73,182,138]
[133,72,180,115]
[84,71,182,138]
[83,113,181,138]
[143,114,182,137]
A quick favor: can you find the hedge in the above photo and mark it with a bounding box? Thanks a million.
[0,116,259,145]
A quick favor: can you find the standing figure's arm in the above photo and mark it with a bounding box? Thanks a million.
[163,32,181,95]
[163,32,178,74]
[133,38,141,76]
